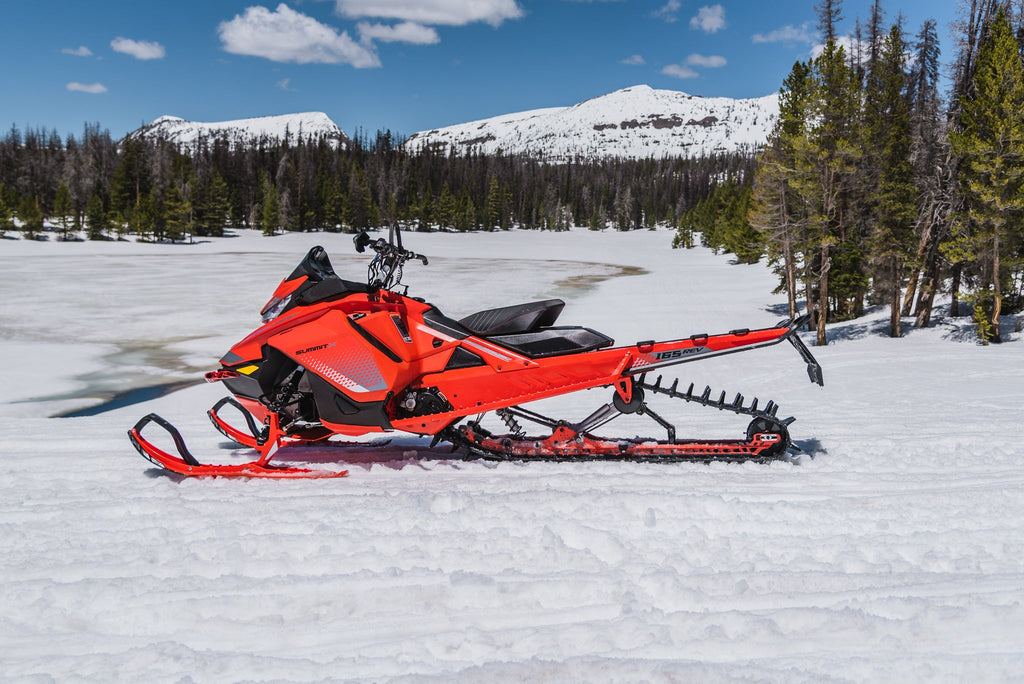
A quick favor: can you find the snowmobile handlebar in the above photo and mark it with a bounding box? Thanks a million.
[354,228,428,291]
[353,230,428,265]
[372,238,428,266]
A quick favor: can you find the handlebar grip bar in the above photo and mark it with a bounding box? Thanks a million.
[371,238,427,263]
[354,229,428,290]
[353,231,427,264]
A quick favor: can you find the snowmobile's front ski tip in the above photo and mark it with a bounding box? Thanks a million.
[127,225,823,477]
[128,413,348,479]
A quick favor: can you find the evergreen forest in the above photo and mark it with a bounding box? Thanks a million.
[0,121,751,243]
[682,0,1024,344]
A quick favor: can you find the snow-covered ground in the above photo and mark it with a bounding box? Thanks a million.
[1,228,1022,681]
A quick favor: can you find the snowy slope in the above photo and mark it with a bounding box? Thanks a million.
[1,228,1023,680]
[127,111,350,150]
[405,85,779,161]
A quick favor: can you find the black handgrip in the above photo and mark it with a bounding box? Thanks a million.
[353,231,372,253]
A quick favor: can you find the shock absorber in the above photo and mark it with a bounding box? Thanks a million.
[497,408,525,437]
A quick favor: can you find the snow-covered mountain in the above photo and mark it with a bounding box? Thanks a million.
[127,112,350,150]
[126,86,777,160]
[405,85,779,161]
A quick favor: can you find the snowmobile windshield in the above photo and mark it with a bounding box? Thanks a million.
[287,246,337,283]
[261,246,370,323]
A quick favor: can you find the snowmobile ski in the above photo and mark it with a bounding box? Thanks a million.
[129,413,348,479]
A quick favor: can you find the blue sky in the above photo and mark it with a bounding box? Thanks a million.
[1,0,958,140]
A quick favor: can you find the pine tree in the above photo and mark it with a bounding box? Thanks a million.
[456,188,477,232]
[261,183,280,236]
[815,0,845,45]
[348,166,375,231]
[718,182,761,263]
[868,24,917,337]
[18,195,43,239]
[84,192,108,240]
[53,182,72,240]
[323,172,346,231]
[903,19,948,327]
[0,185,11,238]
[485,175,502,230]
[198,170,230,236]
[750,140,800,315]
[108,137,149,231]
[436,182,457,229]
[163,184,192,242]
[501,181,514,229]
[134,187,159,240]
[275,155,296,231]
[801,34,863,344]
[949,7,1024,342]
[383,193,398,229]
[749,61,817,319]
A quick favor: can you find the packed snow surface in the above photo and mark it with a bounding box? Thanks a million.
[405,85,779,161]
[1,228,1022,681]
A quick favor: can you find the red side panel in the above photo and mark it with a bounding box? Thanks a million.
[392,323,795,435]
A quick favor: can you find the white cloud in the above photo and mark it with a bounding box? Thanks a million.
[621,54,645,65]
[357,21,440,44]
[811,34,869,61]
[686,53,726,68]
[277,77,296,90]
[66,82,107,94]
[110,37,166,60]
[218,4,380,67]
[333,0,523,27]
[652,0,681,23]
[752,22,814,45]
[62,46,93,57]
[661,64,699,79]
[690,5,726,34]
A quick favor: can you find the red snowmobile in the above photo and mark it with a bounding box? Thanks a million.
[129,227,823,478]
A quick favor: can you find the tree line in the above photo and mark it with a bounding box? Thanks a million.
[0,118,754,244]
[680,0,1024,344]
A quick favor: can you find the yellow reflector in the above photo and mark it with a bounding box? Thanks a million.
[237,365,259,375]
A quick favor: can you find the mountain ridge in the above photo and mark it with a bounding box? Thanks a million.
[404,85,779,161]
[128,85,779,160]
[127,111,350,149]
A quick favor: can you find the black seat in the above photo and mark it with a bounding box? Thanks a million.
[488,327,614,358]
[458,299,565,336]
[456,298,613,359]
